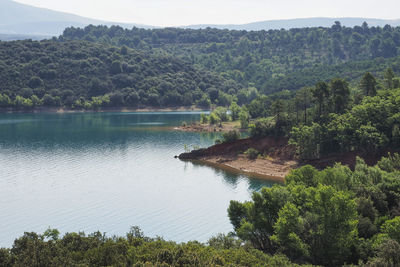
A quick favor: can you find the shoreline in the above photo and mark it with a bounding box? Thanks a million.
[0,106,209,114]
[186,157,296,183]
[178,137,298,183]
[178,137,400,183]
[177,121,245,133]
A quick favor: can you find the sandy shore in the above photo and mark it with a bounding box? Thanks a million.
[192,155,298,183]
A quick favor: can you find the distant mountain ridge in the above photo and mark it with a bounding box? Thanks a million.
[1,0,400,38]
[0,0,155,36]
[185,17,400,31]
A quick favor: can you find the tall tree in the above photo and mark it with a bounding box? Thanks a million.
[330,78,350,113]
[360,72,377,96]
[312,81,329,119]
[271,99,285,124]
[384,67,395,89]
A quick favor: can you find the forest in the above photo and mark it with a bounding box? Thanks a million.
[1,22,400,110]
[61,22,400,93]
[228,154,400,266]
[199,68,400,161]
[0,40,242,109]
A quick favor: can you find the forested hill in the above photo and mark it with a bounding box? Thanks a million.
[0,40,243,109]
[61,23,400,93]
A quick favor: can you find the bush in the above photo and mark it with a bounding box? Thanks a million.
[200,113,209,124]
[209,113,221,125]
[221,130,241,143]
[249,118,274,138]
[244,148,259,159]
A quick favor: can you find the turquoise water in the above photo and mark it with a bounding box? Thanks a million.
[0,112,274,247]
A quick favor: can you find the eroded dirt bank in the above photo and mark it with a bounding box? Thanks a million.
[178,137,399,182]
[179,137,298,182]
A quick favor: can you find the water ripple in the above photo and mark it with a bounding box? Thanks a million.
[0,112,272,247]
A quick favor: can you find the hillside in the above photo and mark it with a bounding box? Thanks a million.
[0,40,242,109]
[61,23,400,93]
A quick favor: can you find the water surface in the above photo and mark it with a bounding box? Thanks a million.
[0,112,274,247]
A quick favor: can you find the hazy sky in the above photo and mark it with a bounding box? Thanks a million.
[14,0,400,26]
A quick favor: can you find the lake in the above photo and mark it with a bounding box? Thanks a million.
[0,111,274,247]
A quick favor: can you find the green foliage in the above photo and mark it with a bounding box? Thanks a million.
[229,102,240,121]
[330,78,350,113]
[228,185,290,252]
[200,113,209,124]
[0,40,242,110]
[377,153,400,172]
[229,156,400,266]
[381,217,400,243]
[249,118,275,138]
[62,24,400,94]
[221,130,241,144]
[360,72,377,96]
[1,227,305,267]
[244,148,260,160]
[289,123,322,160]
[384,67,395,89]
[209,112,220,125]
[213,107,229,122]
[239,107,250,129]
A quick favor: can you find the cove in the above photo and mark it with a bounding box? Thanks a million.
[0,111,274,247]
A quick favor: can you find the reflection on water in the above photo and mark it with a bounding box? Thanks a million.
[0,112,274,247]
[189,160,275,190]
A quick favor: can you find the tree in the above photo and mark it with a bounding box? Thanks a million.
[356,123,388,151]
[228,185,290,252]
[27,76,43,89]
[289,123,322,160]
[0,94,11,107]
[295,88,312,124]
[239,108,250,129]
[360,72,377,96]
[312,81,329,119]
[330,78,350,113]
[381,216,400,243]
[213,107,229,122]
[271,203,308,260]
[271,99,285,124]
[296,185,358,266]
[384,68,395,89]
[110,60,122,74]
[229,102,240,121]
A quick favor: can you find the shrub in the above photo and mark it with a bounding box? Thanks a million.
[200,113,209,124]
[244,148,259,159]
[249,118,274,138]
[221,130,241,143]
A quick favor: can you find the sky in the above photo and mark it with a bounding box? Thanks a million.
[13,0,400,26]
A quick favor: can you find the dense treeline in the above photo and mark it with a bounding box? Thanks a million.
[225,69,400,159]
[0,40,244,109]
[0,227,309,267]
[228,154,400,266]
[61,22,400,93]
[2,23,400,109]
